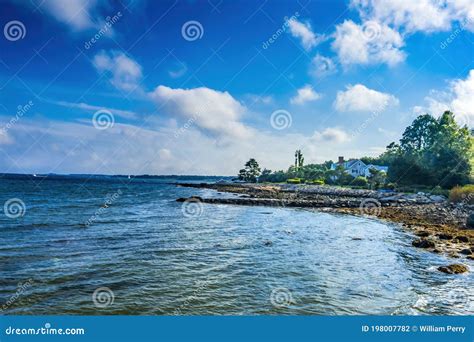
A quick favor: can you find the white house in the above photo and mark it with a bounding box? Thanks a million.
[330,157,388,178]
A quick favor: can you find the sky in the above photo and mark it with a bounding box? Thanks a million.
[0,0,473,176]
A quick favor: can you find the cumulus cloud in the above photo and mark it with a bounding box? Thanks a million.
[92,51,143,92]
[351,0,473,34]
[312,127,350,143]
[290,85,322,105]
[149,85,253,140]
[310,54,337,78]
[0,117,363,175]
[334,84,399,112]
[413,69,474,127]
[332,20,406,67]
[288,18,325,50]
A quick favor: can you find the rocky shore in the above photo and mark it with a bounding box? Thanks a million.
[176,182,474,272]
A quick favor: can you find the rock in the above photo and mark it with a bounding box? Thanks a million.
[438,264,469,274]
[437,233,453,240]
[454,236,469,243]
[460,248,472,255]
[415,231,431,237]
[351,237,363,241]
[412,239,435,249]
[467,255,474,260]
[263,240,273,246]
[429,195,446,203]
[449,253,460,259]
[466,213,474,229]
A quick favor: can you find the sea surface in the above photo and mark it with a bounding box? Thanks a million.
[0,176,473,315]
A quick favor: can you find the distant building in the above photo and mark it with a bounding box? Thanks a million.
[330,156,388,178]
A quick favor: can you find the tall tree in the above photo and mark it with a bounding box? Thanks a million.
[238,158,261,183]
[294,150,304,170]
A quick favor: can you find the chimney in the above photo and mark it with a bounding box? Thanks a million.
[338,156,344,164]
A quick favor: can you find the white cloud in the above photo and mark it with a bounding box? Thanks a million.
[312,127,350,143]
[168,63,187,78]
[310,54,337,78]
[413,69,474,127]
[334,84,399,112]
[351,0,474,34]
[290,85,322,105]
[332,20,406,67]
[0,117,360,175]
[52,100,137,119]
[92,51,143,92]
[288,18,324,50]
[149,85,253,140]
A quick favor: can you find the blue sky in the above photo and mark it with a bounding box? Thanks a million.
[0,0,473,175]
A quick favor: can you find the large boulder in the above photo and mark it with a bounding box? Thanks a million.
[438,264,469,274]
[412,239,435,249]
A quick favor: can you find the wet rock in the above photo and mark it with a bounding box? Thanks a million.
[412,239,435,249]
[351,237,363,241]
[263,240,273,246]
[437,264,469,274]
[454,236,469,243]
[460,248,472,255]
[437,233,453,240]
[415,231,430,237]
[467,255,474,260]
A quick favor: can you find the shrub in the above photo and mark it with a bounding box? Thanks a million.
[311,179,324,185]
[449,185,474,204]
[385,182,396,190]
[287,178,301,184]
[352,176,368,187]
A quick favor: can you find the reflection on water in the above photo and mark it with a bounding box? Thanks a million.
[0,177,472,315]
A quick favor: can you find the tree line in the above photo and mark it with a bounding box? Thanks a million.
[238,111,472,189]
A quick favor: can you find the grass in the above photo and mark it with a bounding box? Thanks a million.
[449,184,474,204]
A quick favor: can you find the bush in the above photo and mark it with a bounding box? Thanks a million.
[287,178,301,184]
[352,176,368,187]
[449,185,474,204]
[311,179,325,185]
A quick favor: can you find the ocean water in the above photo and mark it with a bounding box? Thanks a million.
[0,176,473,315]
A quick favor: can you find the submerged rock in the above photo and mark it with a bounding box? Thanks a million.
[459,248,472,255]
[412,239,435,249]
[438,264,469,274]
[263,240,273,247]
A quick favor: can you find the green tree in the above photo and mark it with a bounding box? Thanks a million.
[294,150,304,170]
[238,158,261,182]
